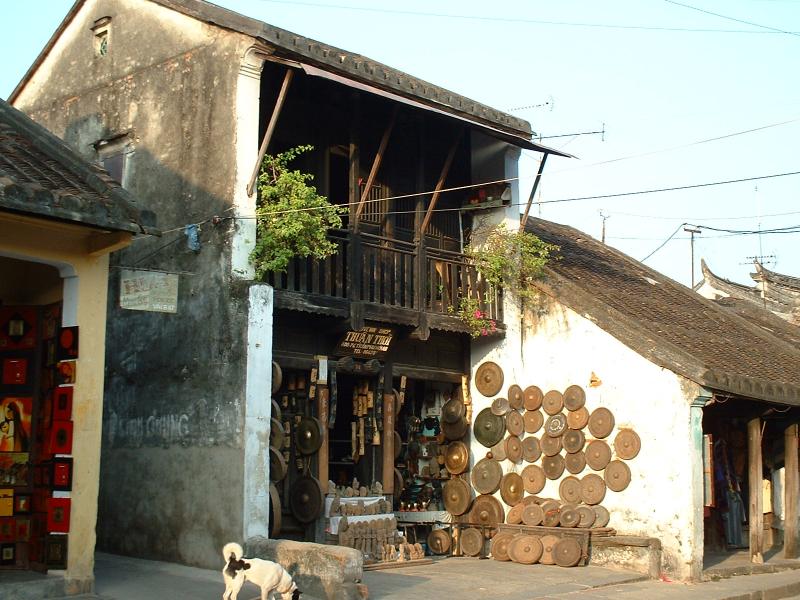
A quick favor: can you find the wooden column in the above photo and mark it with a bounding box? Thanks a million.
[785,423,799,558]
[317,386,329,494]
[382,391,395,494]
[748,417,764,563]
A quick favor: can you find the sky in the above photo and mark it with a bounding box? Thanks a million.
[2,0,799,288]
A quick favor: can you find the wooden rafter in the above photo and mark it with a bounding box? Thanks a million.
[354,105,399,225]
[420,129,463,235]
[246,68,294,197]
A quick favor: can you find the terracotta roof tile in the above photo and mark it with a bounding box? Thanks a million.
[525,217,800,405]
[0,99,150,234]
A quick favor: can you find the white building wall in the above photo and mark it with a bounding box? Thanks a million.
[470,288,705,580]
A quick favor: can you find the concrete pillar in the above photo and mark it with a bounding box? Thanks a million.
[243,284,274,539]
[231,46,266,280]
[689,393,711,581]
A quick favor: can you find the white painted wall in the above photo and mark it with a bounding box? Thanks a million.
[469,296,705,580]
[243,284,274,539]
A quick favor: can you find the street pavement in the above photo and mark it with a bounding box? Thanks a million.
[42,551,800,600]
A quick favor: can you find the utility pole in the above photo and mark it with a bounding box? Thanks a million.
[599,210,610,244]
[684,227,702,287]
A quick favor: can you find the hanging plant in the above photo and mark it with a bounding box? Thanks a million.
[464,222,558,309]
[448,296,498,339]
[250,145,345,277]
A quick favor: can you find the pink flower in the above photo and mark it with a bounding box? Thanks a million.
[490,320,496,330]
[481,328,488,336]
[473,309,483,319]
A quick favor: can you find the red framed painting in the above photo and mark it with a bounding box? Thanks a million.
[0,308,36,350]
[56,327,79,361]
[52,387,73,421]
[46,498,70,534]
[51,458,73,492]
[49,421,73,455]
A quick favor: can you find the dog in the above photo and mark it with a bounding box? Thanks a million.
[222,542,301,600]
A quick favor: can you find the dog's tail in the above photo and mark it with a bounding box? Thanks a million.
[222,542,244,562]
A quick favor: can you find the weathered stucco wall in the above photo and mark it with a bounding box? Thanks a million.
[13,0,263,569]
[470,290,704,580]
[0,214,120,592]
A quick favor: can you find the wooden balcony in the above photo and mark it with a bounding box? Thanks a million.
[266,229,503,335]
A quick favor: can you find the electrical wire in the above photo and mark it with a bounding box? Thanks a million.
[663,0,800,37]
[253,0,799,34]
[135,167,800,240]
[605,209,800,222]
[640,223,687,261]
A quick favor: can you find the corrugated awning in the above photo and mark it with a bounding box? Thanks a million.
[300,63,574,159]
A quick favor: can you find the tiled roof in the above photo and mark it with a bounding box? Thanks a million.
[0,99,150,234]
[525,217,800,406]
[712,297,800,349]
[11,0,571,155]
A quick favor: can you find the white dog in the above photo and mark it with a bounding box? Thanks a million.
[222,542,301,600]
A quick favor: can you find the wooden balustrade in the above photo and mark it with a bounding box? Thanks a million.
[267,230,504,326]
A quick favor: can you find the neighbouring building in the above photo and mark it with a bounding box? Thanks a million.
[0,98,150,595]
[470,217,800,580]
[697,259,800,326]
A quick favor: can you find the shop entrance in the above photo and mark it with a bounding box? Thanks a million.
[702,397,800,570]
[0,255,67,572]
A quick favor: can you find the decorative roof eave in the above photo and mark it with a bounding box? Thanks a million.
[532,270,800,407]
[752,262,800,291]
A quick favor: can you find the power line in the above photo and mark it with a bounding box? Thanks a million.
[663,0,800,37]
[534,169,800,205]
[641,223,686,261]
[254,0,799,33]
[605,209,800,222]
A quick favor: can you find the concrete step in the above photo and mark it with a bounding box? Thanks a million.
[0,571,65,600]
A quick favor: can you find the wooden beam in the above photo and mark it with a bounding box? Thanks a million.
[246,68,294,197]
[785,423,799,558]
[87,231,132,256]
[519,152,549,232]
[420,129,463,235]
[748,417,764,563]
[318,386,329,494]
[382,391,395,494]
[354,105,399,226]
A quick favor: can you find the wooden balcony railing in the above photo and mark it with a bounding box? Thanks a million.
[266,229,503,327]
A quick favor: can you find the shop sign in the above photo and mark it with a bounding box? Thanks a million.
[334,326,394,358]
[119,269,179,313]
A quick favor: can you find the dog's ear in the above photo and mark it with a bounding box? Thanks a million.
[242,561,251,570]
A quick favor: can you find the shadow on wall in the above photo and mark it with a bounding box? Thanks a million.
[59,116,255,569]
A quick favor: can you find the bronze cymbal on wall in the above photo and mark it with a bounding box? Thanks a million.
[506,410,524,437]
[474,408,506,448]
[614,429,641,460]
[475,361,504,398]
[588,407,615,439]
[443,477,472,516]
[500,472,525,506]
[563,384,586,411]
[445,441,469,474]
[523,386,544,411]
[508,385,524,410]
[472,457,503,495]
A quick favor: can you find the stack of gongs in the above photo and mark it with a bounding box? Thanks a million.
[268,391,285,536]
[443,392,471,524]
[491,529,584,567]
